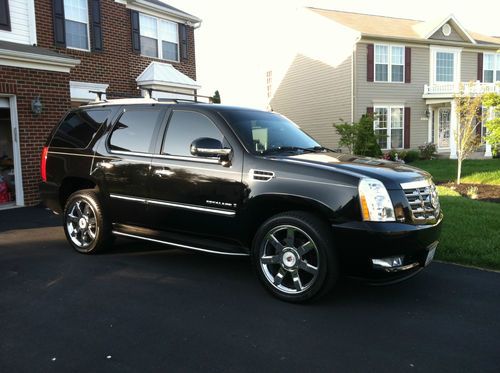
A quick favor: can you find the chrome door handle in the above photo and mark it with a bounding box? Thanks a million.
[96,161,113,169]
[154,169,173,177]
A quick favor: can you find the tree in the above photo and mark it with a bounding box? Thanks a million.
[453,83,486,184]
[483,91,500,156]
[211,90,221,104]
[334,115,382,157]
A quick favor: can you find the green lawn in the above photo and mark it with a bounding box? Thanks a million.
[411,159,500,185]
[435,186,500,271]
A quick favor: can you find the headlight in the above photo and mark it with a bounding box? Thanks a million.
[358,178,395,222]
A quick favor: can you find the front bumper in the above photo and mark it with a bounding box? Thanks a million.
[331,214,442,283]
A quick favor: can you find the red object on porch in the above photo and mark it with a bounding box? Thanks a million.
[0,181,11,203]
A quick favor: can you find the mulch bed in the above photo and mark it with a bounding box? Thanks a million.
[438,182,500,203]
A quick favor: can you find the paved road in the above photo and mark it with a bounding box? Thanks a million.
[1,207,499,372]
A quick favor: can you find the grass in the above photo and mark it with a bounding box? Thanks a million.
[435,186,500,271]
[411,159,500,185]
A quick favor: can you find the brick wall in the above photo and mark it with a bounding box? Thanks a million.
[0,68,70,206]
[35,0,197,98]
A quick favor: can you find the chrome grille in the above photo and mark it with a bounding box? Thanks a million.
[403,182,440,222]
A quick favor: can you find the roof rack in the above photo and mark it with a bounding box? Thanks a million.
[143,88,214,104]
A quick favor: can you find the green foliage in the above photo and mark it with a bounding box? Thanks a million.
[212,90,221,104]
[435,186,500,270]
[403,150,420,163]
[483,92,500,151]
[334,122,357,154]
[411,159,500,185]
[355,115,382,157]
[418,142,437,160]
[334,115,381,157]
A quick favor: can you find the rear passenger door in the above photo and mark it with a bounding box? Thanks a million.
[94,105,166,226]
[148,108,245,245]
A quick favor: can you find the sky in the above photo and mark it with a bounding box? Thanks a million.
[164,0,500,109]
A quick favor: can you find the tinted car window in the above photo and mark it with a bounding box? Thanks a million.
[109,109,162,153]
[162,111,224,157]
[51,110,110,149]
[220,110,319,154]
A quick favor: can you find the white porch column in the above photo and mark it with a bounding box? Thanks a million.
[484,107,493,158]
[427,106,433,143]
[449,100,458,159]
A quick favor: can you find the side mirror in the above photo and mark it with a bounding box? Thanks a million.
[190,137,232,163]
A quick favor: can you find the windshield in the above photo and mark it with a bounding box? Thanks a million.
[221,110,321,155]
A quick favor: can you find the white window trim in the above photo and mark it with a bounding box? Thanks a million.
[429,46,462,85]
[139,13,180,63]
[373,105,405,150]
[483,53,500,83]
[374,44,405,83]
[64,0,91,52]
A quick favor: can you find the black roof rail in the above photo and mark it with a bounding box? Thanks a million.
[142,88,214,103]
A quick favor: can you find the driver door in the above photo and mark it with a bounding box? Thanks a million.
[147,109,245,244]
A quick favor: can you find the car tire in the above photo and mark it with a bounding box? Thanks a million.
[63,189,113,254]
[251,211,338,303]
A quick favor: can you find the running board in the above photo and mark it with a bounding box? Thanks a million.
[112,230,249,257]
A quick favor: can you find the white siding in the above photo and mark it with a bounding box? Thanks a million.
[0,0,36,45]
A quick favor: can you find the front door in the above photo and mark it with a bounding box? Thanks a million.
[148,109,245,246]
[0,96,23,209]
[438,108,451,149]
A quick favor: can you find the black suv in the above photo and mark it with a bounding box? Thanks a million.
[40,99,442,302]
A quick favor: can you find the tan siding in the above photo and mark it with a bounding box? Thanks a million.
[355,42,429,148]
[461,50,479,82]
[429,24,466,42]
[270,54,352,149]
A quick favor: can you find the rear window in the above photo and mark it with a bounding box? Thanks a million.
[51,109,110,149]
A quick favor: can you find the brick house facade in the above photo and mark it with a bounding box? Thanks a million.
[0,0,200,208]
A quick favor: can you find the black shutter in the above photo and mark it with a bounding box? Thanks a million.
[179,24,188,61]
[404,107,411,149]
[477,53,483,82]
[90,0,103,51]
[0,0,11,31]
[53,0,66,47]
[367,44,374,82]
[404,47,411,83]
[131,10,141,54]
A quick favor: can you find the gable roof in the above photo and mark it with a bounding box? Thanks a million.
[309,8,500,47]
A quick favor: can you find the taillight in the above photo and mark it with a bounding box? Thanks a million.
[41,146,49,182]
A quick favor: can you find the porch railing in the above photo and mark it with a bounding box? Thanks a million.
[423,81,500,96]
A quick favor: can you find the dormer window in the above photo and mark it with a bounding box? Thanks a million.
[483,54,500,83]
[139,14,179,62]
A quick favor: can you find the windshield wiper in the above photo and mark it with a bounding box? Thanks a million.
[261,146,317,155]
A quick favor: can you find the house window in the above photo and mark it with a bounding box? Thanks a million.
[483,54,500,83]
[0,0,11,31]
[435,52,454,82]
[64,0,90,50]
[375,45,404,82]
[139,14,179,61]
[374,106,404,149]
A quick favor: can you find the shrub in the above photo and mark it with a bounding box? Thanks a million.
[334,115,382,157]
[404,150,420,163]
[419,142,437,160]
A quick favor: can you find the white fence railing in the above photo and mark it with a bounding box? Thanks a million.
[423,81,500,96]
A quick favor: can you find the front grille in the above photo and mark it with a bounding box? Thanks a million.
[403,183,440,223]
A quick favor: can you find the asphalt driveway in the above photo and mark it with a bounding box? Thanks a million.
[1,207,499,372]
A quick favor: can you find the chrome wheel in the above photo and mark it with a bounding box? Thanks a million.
[259,225,320,294]
[66,199,98,249]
